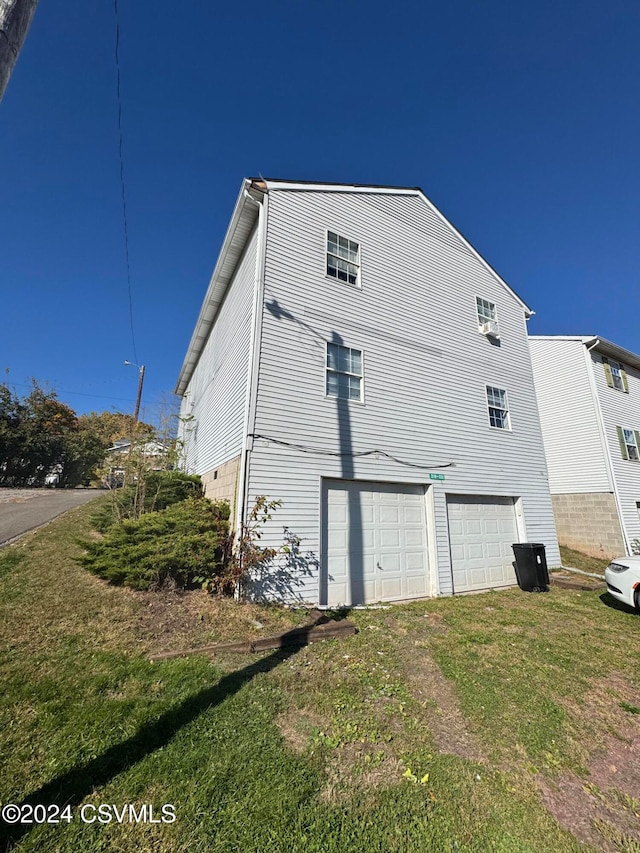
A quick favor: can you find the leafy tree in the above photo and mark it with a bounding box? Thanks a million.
[0,381,108,487]
[77,411,154,447]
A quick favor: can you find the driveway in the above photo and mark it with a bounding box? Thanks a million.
[0,489,104,546]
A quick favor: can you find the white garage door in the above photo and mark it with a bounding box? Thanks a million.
[447,496,519,593]
[324,480,429,606]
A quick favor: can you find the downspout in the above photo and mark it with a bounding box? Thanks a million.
[583,339,631,555]
[235,188,269,592]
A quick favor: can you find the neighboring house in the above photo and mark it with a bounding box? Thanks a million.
[530,336,640,558]
[104,438,169,487]
[176,178,560,605]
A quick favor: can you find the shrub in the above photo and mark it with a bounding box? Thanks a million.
[81,497,231,591]
[92,470,203,532]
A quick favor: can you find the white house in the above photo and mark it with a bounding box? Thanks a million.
[529,335,640,558]
[176,178,560,605]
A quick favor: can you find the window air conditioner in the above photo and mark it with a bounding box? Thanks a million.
[480,320,500,339]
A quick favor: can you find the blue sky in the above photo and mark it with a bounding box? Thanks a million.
[1,0,638,421]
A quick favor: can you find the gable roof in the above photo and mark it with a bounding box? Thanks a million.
[530,335,640,372]
[175,177,534,396]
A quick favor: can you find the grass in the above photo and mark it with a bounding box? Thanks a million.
[559,545,611,574]
[0,501,639,852]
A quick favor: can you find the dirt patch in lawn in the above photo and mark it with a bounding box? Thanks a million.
[321,742,405,803]
[276,708,327,754]
[120,587,304,655]
[395,641,485,763]
[538,673,640,852]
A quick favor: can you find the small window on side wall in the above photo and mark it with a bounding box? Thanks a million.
[476,297,500,338]
[617,426,640,461]
[603,357,629,393]
[326,342,363,401]
[327,231,359,286]
[486,385,510,430]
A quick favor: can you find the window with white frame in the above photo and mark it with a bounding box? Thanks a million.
[327,231,359,286]
[603,356,628,392]
[619,427,640,461]
[476,297,497,328]
[611,360,625,391]
[486,385,510,430]
[326,342,362,401]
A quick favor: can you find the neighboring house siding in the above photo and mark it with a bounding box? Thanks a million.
[529,338,610,494]
[591,350,640,548]
[179,225,257,483]
[246,189,560,602]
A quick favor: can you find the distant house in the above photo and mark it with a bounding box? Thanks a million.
[176,178,560,605]
[104,438,169,487]
[530,336,640,557]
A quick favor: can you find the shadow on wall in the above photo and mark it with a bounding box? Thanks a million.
[249,527,319,603]
[263,300,364,607]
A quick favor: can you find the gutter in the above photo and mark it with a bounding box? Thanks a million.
[235,188,269,547]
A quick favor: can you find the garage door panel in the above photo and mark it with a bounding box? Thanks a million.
[379,529,401,549]
[379,505,400,524]
[447,495,519,593]
[325,480,429,606]
[405,528,425,547]
[406,551,427,572]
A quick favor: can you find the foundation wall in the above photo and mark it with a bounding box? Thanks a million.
[552,492,625,559]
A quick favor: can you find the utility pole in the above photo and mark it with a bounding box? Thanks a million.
[0,0,39,102]
[133,364,145,424]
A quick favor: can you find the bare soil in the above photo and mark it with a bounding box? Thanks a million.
[539,674,640,852]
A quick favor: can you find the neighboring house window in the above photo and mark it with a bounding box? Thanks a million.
[603,356,629,393]
[476,297,499,335]
[327,231,359,286]
[617,426,640,461]
[486,385,510,430]
[326,342,363,401]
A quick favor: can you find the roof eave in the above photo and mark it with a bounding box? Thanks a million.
[175,179,263,396]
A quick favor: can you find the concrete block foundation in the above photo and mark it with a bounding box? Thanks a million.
[551,492,625,559]
[200,456,241,522]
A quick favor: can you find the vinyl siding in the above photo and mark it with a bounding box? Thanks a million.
[591,350,640,548]
[246,189,560,602]
[179,225,257,476]
[529,338,611,493]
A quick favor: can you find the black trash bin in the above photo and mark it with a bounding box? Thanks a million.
[512,543,549,592]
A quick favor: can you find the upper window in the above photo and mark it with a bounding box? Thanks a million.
[603,357,628,393]
[326,343,362,401]
[618,427,640,461]
[327,231,360,286]
[476,297,500,337]
[486,385,510,430]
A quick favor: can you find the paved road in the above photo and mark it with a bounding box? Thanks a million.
[0,489,105,546]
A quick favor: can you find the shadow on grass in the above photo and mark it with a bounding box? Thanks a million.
[0,620,327,850]
[599,591,638,616]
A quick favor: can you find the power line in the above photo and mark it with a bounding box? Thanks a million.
[7,382,137,403]
[113,0,138,365]
[250,434,454,471]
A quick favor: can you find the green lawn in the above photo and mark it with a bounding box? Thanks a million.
[1,502,639,852]
[559,545,611,575]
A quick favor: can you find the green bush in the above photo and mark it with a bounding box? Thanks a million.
[80,497,231,591]
[92,470,203,532]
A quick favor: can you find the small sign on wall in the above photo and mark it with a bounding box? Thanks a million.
[429,473,445,481]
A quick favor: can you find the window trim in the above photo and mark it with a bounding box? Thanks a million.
[324,229,361,289]
[475,296,499,337]
[485,384,511,431]
[617,426,640,462]
[325,341,365,403]
[603,356,629,393]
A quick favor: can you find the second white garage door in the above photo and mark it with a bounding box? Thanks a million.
[447,495,519,593]
[323,480,429,606]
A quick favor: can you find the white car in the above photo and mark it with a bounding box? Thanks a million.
[605,557,640,611]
